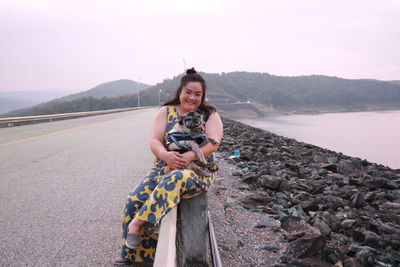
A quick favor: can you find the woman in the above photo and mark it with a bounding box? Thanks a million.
[115,68,223,265]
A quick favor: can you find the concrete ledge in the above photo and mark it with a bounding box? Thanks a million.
[154,207,177,267]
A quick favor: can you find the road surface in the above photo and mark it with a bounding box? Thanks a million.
[0,108,157,266]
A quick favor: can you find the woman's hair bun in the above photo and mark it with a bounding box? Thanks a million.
[186,67,197,75]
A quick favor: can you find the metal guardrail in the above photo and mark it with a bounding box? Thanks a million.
[208,211,222,267]
[0,106,157,126]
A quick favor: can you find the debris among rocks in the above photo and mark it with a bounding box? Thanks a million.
[213,118,400,267]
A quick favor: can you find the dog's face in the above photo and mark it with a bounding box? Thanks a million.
[179,109,205,133]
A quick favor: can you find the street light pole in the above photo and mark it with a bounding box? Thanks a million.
[159,89,162,106]
[137,79,141,107]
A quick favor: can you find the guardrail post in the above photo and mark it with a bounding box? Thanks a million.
[176,193,208,267]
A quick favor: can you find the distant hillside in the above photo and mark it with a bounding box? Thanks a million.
[391,80,400,86]
[54,79,150,102]
[0,90,69,114]
[2,79,151,117]
[3,72,400,118]
[146,72,400,114]
[0,97,37,114]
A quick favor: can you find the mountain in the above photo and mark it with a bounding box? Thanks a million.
[0,90,69,103]
[145,72,400,114]
[3,72,400,118]
[0,90,69,114]
[53,79,150,102]
[1,79,151,117]
[0,97,37,114]
[390,80,400,86]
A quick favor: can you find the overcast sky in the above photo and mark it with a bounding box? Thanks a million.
[1,0,399,92]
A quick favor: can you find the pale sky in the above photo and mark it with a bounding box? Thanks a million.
[1,0,399,92]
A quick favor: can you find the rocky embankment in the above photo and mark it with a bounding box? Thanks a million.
[215,118,400,266]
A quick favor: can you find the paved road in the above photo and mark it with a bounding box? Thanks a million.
[0,108,157,266]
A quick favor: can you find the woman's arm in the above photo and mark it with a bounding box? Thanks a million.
[181,111,224,164]
[149,106,187,169]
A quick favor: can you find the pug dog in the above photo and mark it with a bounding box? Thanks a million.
[164,109,218,176]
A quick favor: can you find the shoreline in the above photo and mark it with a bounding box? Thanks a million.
[212,117,400,266]
[217,102,400,119]
[276,106,400,116]
[235,111,400,170]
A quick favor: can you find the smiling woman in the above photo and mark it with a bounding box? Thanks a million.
[115,68,223,265]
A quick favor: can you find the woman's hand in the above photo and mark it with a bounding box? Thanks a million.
[163,151,187,170]
[180,151,196,168]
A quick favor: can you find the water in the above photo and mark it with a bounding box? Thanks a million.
[239,110,400,169]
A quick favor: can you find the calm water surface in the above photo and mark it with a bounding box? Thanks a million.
[239,110,400,169]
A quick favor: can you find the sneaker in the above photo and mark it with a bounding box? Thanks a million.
[114,257,133,266]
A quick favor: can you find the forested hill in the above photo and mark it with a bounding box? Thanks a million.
[3,72,400,117]
[54,79,150,102]
[1,79,151,117]
[148,72,400,113]
[202,72,400,111]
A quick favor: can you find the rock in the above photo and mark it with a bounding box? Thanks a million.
[382,234,400,250]
[389,189,400,198]
[313,217,331,236]
[242,173,259,183]
[235,234,245,247]
[283,224,325,259]
[355,247,378,266]
[231,169,244,177]
[281,256,332,266]
[275,192,291,207]
[337,159,356,174]
[218,118,400,266]
[343,257,362,267]
[287,205,309,221]
[285,162,300,172]
[379,202,400,210]
[352,229,383,249]
[313,155,326,163]
[340,219,357,230]
[259,175,285,191]
[364,191,377,203]
[321,164,338,173]
[327,157,338,165]
[346,244,377,257]
[350,193,366,208]
[383,247,400,266]
[370,177,398,190]
[225,196,236,207]
[369,218,400,235]
[318,195,347,210]
[324,243,346,264]
[239,193,274,210]
[350,157,363,168]
[256,215,281,229]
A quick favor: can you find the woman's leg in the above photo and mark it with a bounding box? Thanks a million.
[119,172,159,262]
[135,169,215,226]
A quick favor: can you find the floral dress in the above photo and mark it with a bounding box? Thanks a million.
[119,105,218,263]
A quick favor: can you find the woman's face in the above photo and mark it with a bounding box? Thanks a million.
[179,81,203,113]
